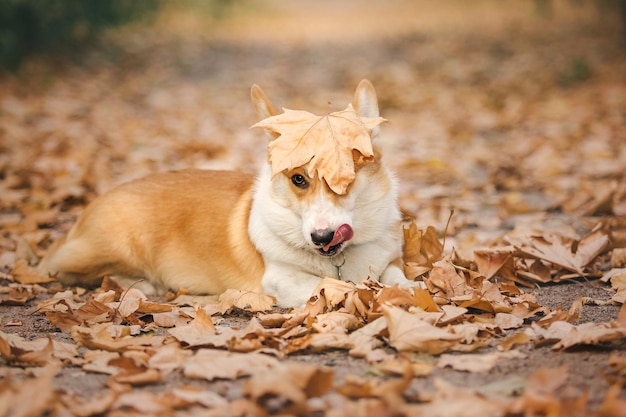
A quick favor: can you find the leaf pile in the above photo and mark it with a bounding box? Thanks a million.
[1,220,626,416]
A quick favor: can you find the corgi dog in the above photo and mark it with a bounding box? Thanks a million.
[39,80,411,307]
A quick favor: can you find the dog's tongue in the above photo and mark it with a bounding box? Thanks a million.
[323,224,354,252]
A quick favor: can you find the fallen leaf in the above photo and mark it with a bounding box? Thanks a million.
[474,247,515,280]
[253,105,385,194]
[71,323,166,352]
[424,259,472,302]
[381,304,471,354]
[148,343,189,374]
[117,288,148,318]
[0,330,78,366]
[507,366,569,415]
[217,288,276,313]
[437,350,526,372]
[167,307,216,347]
[0,364,61,417]
[416,378,508,417]
[165,386,228,409]
[10,258,56,284]
[61,390,118,417]
[312,311,362,333]
[602,268,626,304]
[183,349,278,381]
[512,229,610,275]
[244,362,333,415]
[0,286,36,306]
[494,312,524,330]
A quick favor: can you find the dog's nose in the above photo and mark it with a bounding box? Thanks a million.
[311,229,334,246]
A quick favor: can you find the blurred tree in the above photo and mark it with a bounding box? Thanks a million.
[0,0,159,70]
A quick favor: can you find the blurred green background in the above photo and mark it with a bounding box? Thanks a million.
[1,0,623,71]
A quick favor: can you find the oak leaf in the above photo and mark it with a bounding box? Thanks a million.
[253,105,386,194]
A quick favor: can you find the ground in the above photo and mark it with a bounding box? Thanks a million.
[1,1,626,416]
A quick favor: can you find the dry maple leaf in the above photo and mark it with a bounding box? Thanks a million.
[10,258,56,284]
[167,307,216,347]
[253,104,386,194]
[0,364,62,417]
[402,223,444,279]
[437,350,526,373]
[243,362,333,415]
[217,288,276,314]
[183,349,279,381]
[511,229,610,276]
[381,304,470,354]
[507,366,569,415]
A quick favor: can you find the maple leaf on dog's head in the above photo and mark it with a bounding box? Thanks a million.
[253,104,387,195]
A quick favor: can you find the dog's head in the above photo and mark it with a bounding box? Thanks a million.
[251,80,394,257]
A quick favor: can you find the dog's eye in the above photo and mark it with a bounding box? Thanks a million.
[291,174,309,189]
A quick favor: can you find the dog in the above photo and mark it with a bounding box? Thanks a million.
[38,80,412,307]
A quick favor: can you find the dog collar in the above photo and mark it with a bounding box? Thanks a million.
[331,252,346,280]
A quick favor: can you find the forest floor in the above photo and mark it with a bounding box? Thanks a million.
[1,1,626,416]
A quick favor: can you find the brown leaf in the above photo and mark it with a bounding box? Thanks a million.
[0,364,61,417]
[117,288,148,318]
[424,260,471,302]
[0,286,36,306]
[474,247,515,280]
[61,390,118,417]
[75,297,116,324]
[0,331,78,366]
[403,223,444,279]
[412,287,440,312]
[418,378,508,417]
[244,362,333,415]
[217,288,276,314]
[304,277,356,315]
[71,323,166,352]
[611,248,626,268]
[337,368,411,400]
[183,349,278,381]
[513,229,610,275]
[164,386,228,409]
[381,304,469,354]
[437,350,526,372]
[253,105,385,194]
[498,331,533,351]
[148,343,190,374]
[376,285,415,308]
[312,311,362,333]
[45,310,81,332]
[10,258,56,284]
[167,307,216,347]
[507,367,569,415]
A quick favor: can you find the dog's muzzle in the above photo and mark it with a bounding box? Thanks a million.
[311,224,354,256]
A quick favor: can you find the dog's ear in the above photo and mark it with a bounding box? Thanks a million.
[251,85,282,139]
[352,79,379,118]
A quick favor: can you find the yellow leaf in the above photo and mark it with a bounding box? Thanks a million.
[253,105,386,194]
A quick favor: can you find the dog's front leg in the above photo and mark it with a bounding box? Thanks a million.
[261,263,321,308]
[380,261,424,289]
